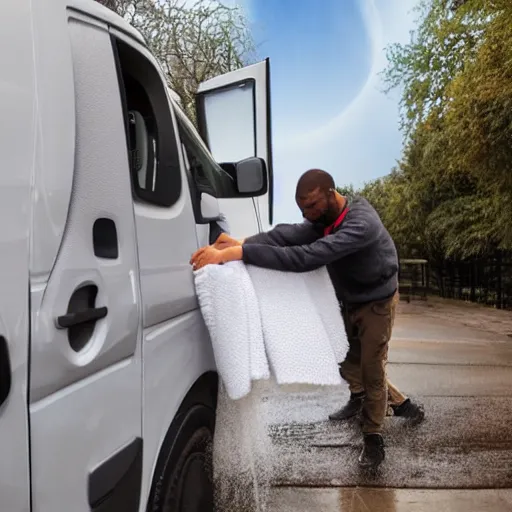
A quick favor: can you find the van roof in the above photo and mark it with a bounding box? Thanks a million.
[68,0,146,46]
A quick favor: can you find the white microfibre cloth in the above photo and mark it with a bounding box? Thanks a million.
[194,261,348,400]
[245,265,347,387]
[194,263,252,400]
[302,267,347,363]
[237,263,271,381]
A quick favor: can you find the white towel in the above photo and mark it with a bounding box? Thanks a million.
[302,267,347,363]
[194,261,348,400]
[194,263,256,400]
[238,264,271,381]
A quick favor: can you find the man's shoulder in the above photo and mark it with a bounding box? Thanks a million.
[348,195,370,208]
[346,195,378,218]
[339,196,387,240]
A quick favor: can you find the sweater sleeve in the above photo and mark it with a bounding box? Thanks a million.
[242,216,380,272]
[243,221,320,247]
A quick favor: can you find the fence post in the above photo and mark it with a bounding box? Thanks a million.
[470,259,476,303]
[458,264,463,300]
[497,252,503,310]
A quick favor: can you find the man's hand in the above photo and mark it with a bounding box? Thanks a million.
[190,245,243,270]
[213,232,243,250]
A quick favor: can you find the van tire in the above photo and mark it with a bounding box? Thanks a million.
[148,404,216,512]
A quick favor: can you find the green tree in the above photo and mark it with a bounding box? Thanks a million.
[441,1,512,250]
[382,0,489,137]
[379,0,512,262]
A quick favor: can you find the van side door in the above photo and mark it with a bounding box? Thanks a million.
[28,13,143,512]
[196,59,274,238]
[108,26,218,508]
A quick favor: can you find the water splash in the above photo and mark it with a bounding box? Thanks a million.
[213,380,274,512]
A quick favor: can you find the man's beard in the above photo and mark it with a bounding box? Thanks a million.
[314,206,339,228]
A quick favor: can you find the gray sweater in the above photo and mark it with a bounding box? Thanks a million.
[242,196,398,305]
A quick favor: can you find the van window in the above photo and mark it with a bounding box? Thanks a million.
[175,111,236,199]
[113,38,181,207]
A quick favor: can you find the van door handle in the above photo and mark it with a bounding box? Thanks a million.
[56,306,108,329]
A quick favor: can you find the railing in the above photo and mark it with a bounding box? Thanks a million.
[398,259,429,302]
[399,253,512,310]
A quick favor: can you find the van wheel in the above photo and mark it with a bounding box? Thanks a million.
[149,404,216,512]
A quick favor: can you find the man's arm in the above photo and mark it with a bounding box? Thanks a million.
[242,217,380,272]
[243,221,321,247]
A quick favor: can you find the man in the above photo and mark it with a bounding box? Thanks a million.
[191,169,424,469]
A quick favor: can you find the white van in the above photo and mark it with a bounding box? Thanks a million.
[1,0,273,511]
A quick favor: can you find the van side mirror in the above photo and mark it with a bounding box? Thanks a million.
[235,157,268,197]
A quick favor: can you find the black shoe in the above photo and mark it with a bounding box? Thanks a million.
[392,398,425,426]
[358,433,385,469]
[328,392,365,421]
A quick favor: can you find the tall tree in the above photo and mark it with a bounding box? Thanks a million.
[375,0,512,262]
[381,0,489,137]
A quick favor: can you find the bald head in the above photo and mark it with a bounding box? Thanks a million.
[295,169,335,200]
[295,169,342,226]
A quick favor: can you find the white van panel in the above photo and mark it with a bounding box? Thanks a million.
[29,0,76,280]
[30,18,141,402]
[69,0,146,45]
[111,28,200,329]
[139,311,216,507]
[29,17,143,511]
[30,361,141,510]
[217,197,261,240]
[0,1,34,509]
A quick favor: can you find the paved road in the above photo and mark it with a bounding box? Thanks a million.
[264,299,512,511]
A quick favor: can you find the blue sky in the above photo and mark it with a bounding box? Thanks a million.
[239,0,420,223]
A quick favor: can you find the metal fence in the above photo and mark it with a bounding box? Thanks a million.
[398,259,429,302]
[399,252,512,310]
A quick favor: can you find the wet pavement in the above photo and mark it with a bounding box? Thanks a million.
[270,488,512,512]
[263,298,512,511]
